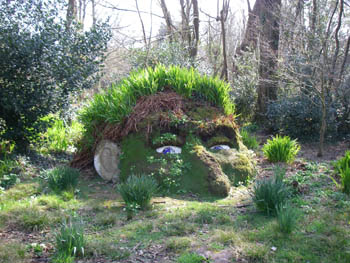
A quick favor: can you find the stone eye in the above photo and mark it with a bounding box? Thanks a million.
[210,145,230,150]
[156,146,182,154]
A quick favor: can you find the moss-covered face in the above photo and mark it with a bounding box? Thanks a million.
[114,103,256,198]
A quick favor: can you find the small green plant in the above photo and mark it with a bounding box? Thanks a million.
[334,151,350,175]
[147,155,191,193]
[46,166,80,193]
[166,237,191,252]
[53,216,85,262]
[117,174,158,210]
[240,128,259,150]
[0,154,18,189]
[331,152,350,194]
[276,203,299,234]
[177,252,210,263]
[253,166,290,215]
[41,115,83,153]
[152,133,177,146]
[263,135,300,163]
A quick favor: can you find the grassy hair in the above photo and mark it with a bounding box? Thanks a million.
[79,65,234,137]
[263,135,300,163]
[46,166,80,193]
[117,174,158,210]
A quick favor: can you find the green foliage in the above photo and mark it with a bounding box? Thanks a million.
[53,216,85,262]
[80,65,235,143]
[276,203,299,234]
[334,151,350,176]
[147,155,191,193]
[177,252,210,263]
[331,151,350,194]
[266,95,337,140]
[0,142,19,189]
[0,241,28,263]
[253,166,290,215]
[117,174,158,210]
[152,133,178,146]
[40,115,83,153]
[46,166,80,193]
[263,135,300,163]
[240,129,259,150]
[0,0,111,146]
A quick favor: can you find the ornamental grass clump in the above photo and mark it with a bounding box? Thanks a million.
[46,166,80,193]
[333,151,350,194]
[117,174,158,210]
[53,216,85,263]
[263,135,300,163]
[253,166,290,215]
[276,203,299,234]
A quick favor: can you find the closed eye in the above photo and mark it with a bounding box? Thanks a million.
[210,145,230,150]
[156,146,182,154]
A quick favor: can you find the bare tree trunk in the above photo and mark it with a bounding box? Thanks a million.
[159,0,174,41]
[135,0,148,46]
[92,0,96,26]
[256,0,281,117]
[191,0,199,58]
[66,0,77,29]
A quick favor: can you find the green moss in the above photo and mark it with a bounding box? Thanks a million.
[119,134,154,182]
[189,145,231,197]
[214,150,256,186]
[188,106,222,121]
[207,135,235,148]
[151,132,184,147]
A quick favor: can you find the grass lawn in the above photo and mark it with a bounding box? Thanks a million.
[1,144,350,263]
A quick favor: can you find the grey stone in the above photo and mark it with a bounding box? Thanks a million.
[94,140,121,182]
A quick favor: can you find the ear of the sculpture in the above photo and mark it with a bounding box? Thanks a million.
[94,140,121,182]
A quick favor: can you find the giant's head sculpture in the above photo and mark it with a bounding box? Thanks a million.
[73,65,255,197]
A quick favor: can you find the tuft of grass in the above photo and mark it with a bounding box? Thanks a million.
[276,203,299,234]
[166,237,191,252]
[212,230,239,245]
[46,166,80,193]
[253,166,290,215]
[177,252,210,263]
[117,174,158,210]
[0,206,51,231]
[0,241,28,263]
[263,135,300,163]
[240,129,259,150]
[332,151,350,194]
[194,207,218,224]
[53,216,85,261]
[334,151,350,175]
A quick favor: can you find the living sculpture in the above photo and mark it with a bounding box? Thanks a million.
[72,65,256,197]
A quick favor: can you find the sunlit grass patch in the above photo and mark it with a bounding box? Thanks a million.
[212,229,241,245]
[166,237,192,252]
[0,205,57,231]
[0,240,29,263]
